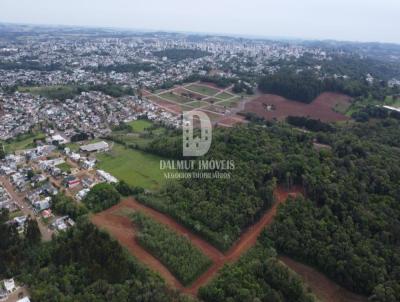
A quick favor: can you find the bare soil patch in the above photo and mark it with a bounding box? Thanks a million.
[279,256,368,302]
[244,92,352,122]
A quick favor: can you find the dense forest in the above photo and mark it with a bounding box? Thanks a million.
[139,126,280,250]
[141,117,400,301]
[19,221,194,302]
[199,245,316,302]
[258,68,399,103]
[133,212,212,285]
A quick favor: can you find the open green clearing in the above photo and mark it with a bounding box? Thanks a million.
[159,92,192,104]
[96,143,168,190]
[215,91,234,100]
[18,85,79,100]
[217,97,242,108]
[56,162,72,173]
[109,120,167,149]
[185,100,210,108]
[132,212,212,285]
[185,84,220,96]
[2,131,46,153]
[128,120,153,132]
[345,95,400,116]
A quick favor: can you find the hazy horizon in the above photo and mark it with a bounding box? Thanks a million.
[1,0,400,44]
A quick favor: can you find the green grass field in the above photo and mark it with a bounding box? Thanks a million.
[185,100,210,108]
[128,120,153,132]
[159,92,192,104]
[18,85,79,100]
[185,84,220,96]
[96,143,168,190]
[216,97,242,108]
[57,162,72,173]
[215,91,234,100]
[2,131,46,153]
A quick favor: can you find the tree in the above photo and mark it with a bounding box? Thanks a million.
[25,217,41,244]
[0,143,6,160]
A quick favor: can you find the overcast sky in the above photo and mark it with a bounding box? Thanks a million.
[1,0,399,43]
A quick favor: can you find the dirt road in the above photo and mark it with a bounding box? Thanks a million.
[0,176,53,241]
[183,185,302,295]
[91,185,302,295]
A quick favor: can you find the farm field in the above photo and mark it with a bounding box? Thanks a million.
[95,143,168,190]
[243,92,352,122]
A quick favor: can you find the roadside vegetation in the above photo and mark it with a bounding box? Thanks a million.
[199,245,316,302]
[133,212,212,286]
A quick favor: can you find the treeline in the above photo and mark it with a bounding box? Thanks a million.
[258,69,398,103]
[133,212,212,285]
[199,245,316,302]
[351,105,400,122]
[286,116,336,132]
[153,48,211,61]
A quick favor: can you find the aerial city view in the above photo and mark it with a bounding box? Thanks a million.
[0,1,399,302]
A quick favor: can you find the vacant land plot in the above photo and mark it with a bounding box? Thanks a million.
[185,84,220,96]
[133,212,212,285]
[147,95,183,114]
[215,91,234,100]
[279,256,368,302]
[57,162,72,173]
[244,92,352,122]
[217,97,242,108]
[160,91,192,104]
[186,100,210,109]
[96,143,167,190]
[128,119,153,132]
[2,131,46,153]
[18,85,79,100]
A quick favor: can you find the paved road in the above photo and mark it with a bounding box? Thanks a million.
[0,176,53,241]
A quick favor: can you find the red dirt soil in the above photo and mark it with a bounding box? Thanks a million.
[279,256,368,302]
[244,92,352,122]
[146,95,183,114]
[91,185,303,296]
[217,115,247,127]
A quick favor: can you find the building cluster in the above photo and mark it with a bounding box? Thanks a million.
[0,91,179,140]
[0,33,332,90]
